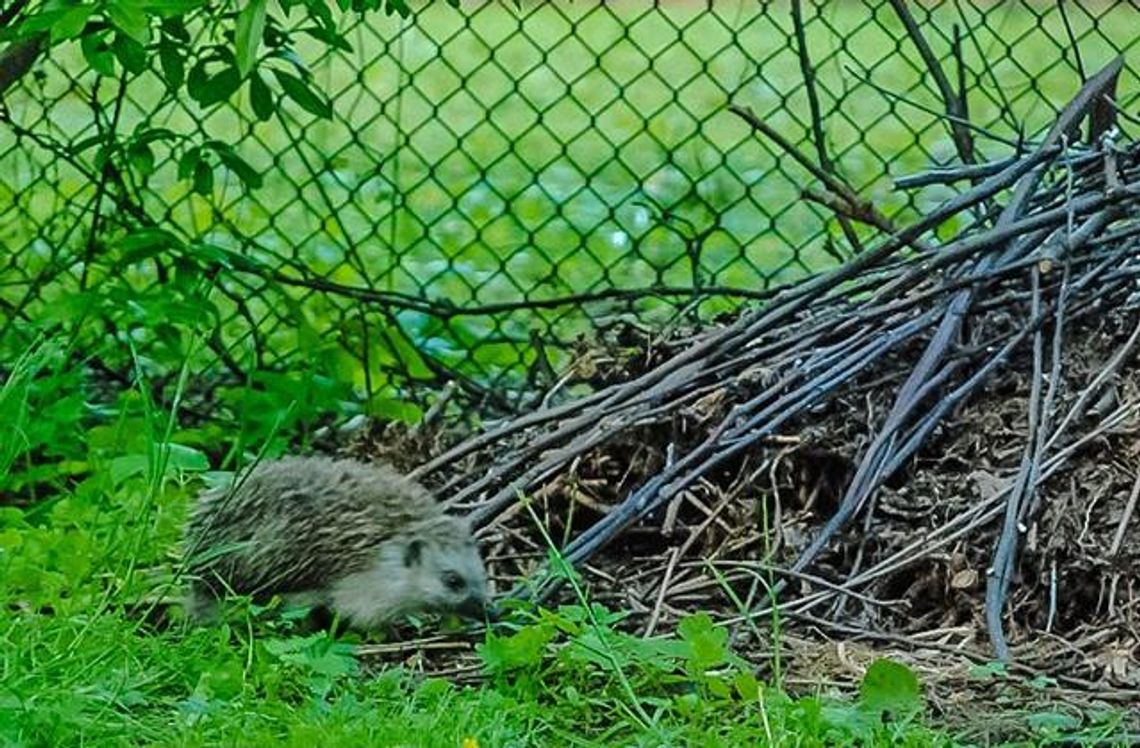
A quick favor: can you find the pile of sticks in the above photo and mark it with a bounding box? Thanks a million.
[411,59,1140,661]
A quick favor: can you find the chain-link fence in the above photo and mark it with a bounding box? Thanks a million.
[2,1,1138,418]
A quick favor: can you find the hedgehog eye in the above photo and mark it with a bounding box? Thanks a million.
[442,571,465,592]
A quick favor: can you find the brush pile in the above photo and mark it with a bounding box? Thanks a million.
[349,59,1140,695]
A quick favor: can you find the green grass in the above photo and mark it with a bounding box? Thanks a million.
[0,593,953,746]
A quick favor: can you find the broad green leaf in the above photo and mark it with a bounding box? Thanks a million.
[195,659,244,701]
[733,671,760,701]
[142,0,207,17]
[192,160,214,196]
[248,71,273,121]
[112,33,147,75]
[108,454,149,486]
[822,701,879,738]
[161,15,190,42]
[158,38,185,90]
[706,676,732,699]
[0,529,23,552]
[275,47,310,77]
[234,0,267,77]
[166,443,210,473]
[127,142,155,178]
[105,0,150,45]
[477,623,555,674]
[11,10,59,35]
[385,0,410,18]
[133,126,178,144]
[272,69,331,118]
[70,132,108,154]
[214,147,264,189]
[678,612,728,671]
[858,658,922,718]
[302,0,335,28]
[80,32,116,76]
[186,242,266,273]
[177,147,200,180]
[51,6,94,43]
[192,65,242,108]
[185,59,210,102]
[299,644,357,679]
[0,508,26,527]
[110,445,208,485]
[118,228,180,263]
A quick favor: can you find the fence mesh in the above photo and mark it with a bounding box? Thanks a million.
[2,1,1138,417]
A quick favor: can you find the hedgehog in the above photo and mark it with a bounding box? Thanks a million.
[181,455,488,630]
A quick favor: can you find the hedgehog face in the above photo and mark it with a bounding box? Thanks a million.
[400,525,488,620]
[329,515,488,629]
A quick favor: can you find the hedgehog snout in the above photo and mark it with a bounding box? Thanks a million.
[455,592,487,620]
[436,566,487,619]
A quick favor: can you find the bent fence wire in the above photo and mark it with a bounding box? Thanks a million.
[2,1,1138,415]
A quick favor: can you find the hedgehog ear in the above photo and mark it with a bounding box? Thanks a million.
[404,538,425,567]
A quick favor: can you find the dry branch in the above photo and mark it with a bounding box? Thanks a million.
[400,58,1140,671]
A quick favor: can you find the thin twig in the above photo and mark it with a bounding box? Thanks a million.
[644,546,681,637]
[728,104,911,248]
[790,0,864,253]
[887,0,975,164]
[1108,468,1140,558]
[985,266,1045,662]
